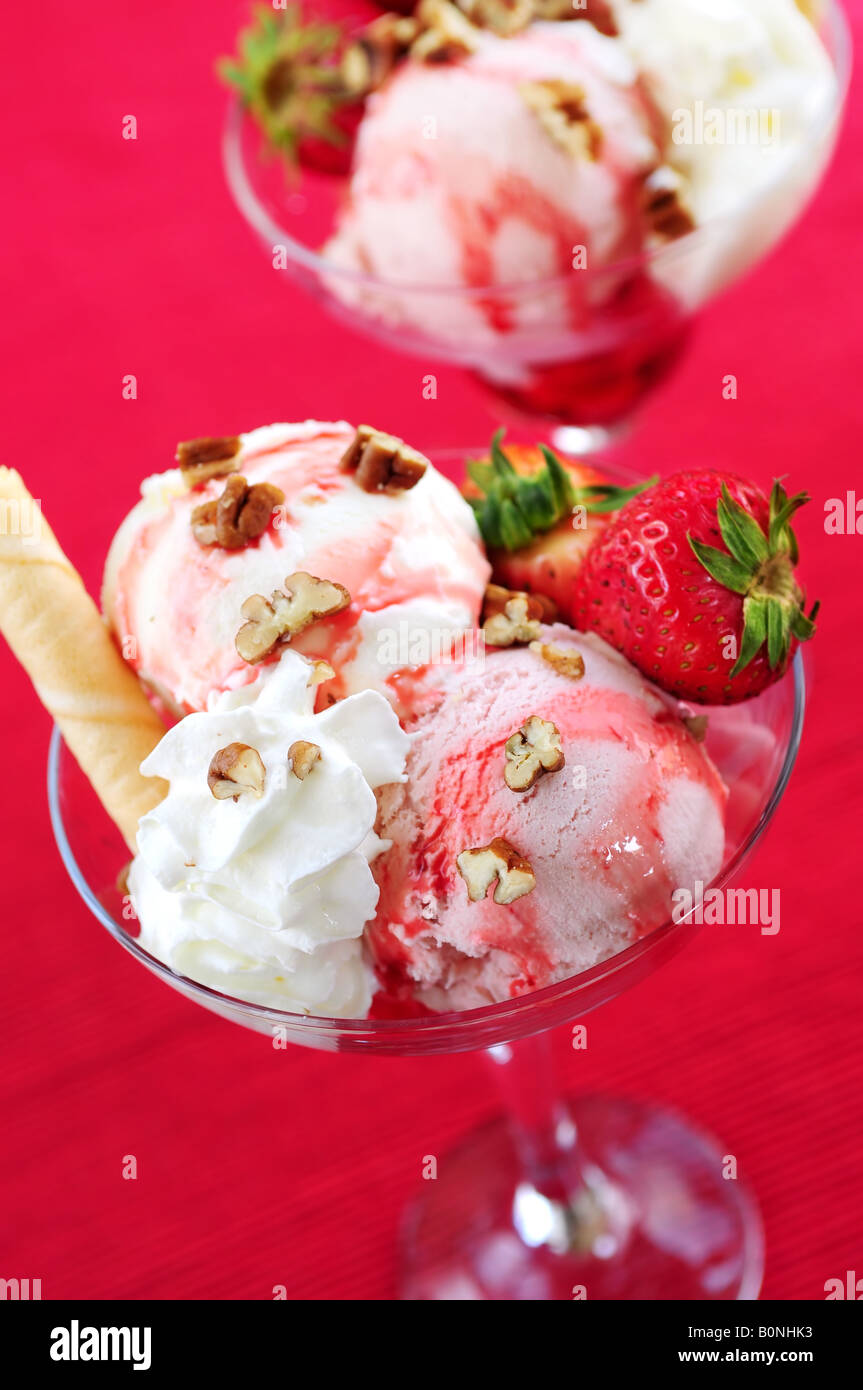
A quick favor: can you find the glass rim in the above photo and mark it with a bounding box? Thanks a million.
[221,0,851,300]
[47,652,807,1038]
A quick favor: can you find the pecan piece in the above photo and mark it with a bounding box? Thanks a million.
[454,0,531,37]
[306,658,336,688]
[482,583,543,647]
[176,436,242,488]
[531,0,618,35]
[342,14,419,95]
[520,81,603,161]
[410,0,481,61]
[340,425,429,494]
[504,716,565,792]
[235,572,351,665]
[529,640,585,680]
[207,743,266,801]
[289,740,322,780]
[191,475,285,551]
[643,166,696,242]
[457,837,536,905]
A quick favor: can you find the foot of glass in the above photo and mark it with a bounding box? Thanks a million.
[399,1095,764,1301]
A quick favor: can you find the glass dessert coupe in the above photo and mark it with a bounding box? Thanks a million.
[47,446,808,1300]
[222,2,850,456]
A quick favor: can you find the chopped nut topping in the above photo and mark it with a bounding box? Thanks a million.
[191,474,285,551]
[531,0,618,34]
[177,436,242,488]
[340,426,429,494]
[520,81,603,161]
[529,640,585,680]
[683,714,709,743]
[341,14,419,95]
[235,572,351,664]
[482,583,543,647]
[410,0,481,61]
[306,658,336,687]
[455,0,532,36]
[208,743,266,801]
[504,716,565,792]
[289,740,322,780]
[457,837,537,905]
[643,166,696,242]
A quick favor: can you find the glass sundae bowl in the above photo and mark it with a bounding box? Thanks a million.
[48,601,806,1299]
[222,2,850,455]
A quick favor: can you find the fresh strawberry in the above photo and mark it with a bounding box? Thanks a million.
[463,432,656,622]
[296,99,364,176]
[219,4,363,176]
[570,471,819,704]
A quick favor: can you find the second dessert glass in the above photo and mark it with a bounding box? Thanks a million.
[222,2,849,455]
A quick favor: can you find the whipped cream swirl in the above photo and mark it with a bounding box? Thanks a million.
[129,652,410,1017]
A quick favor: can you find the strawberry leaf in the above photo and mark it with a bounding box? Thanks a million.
[687,537,751,595]
[766,598,789,670]
[468,433,656,551]
[731,595,769,676]
[717,484,768,571]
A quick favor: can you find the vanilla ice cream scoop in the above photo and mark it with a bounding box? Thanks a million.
[129,651,410,1017]
[369,629,727,1012]
[610,0,837,223]
[103,421,490,719]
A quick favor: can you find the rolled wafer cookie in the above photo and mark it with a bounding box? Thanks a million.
[0,468,168,850]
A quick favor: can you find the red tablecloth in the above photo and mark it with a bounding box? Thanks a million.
[1,1,861,1301]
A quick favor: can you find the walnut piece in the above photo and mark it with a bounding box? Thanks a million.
[289,740,322,780]
[340,425,429,494]
[306,658,336,688]
[235,572,351,665]
[520,81,603,161]
[504,716,565,792]
[411,0,481,61]
[191,474,285,551]
[342,15,419,95]
[643,166,696,242]
[529,640,585,680]
[176,436,242,488]
[482,583,543,647]
[531,0,618,34]
[457,837,537,905]
[207,743,266,801]
[455,0,531,36]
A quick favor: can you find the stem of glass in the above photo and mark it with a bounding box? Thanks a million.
[485,1030,623,1259]
[486,1030,584,1199]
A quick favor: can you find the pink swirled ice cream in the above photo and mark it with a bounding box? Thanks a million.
[102,421,490,719]
[368,628,727,1012]
[326,20,664,310]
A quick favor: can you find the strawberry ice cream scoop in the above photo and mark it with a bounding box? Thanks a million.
[325,22,662,309]
[102,421,490,718]
[369,628,726,1012]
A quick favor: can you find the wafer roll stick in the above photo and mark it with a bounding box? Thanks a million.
[0,468,168,850]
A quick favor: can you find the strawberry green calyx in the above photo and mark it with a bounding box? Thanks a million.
[467,431,657,552]
[688,481,819,678]
[219,3,350,163]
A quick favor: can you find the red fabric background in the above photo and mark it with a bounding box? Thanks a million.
[1,1,861,1300]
